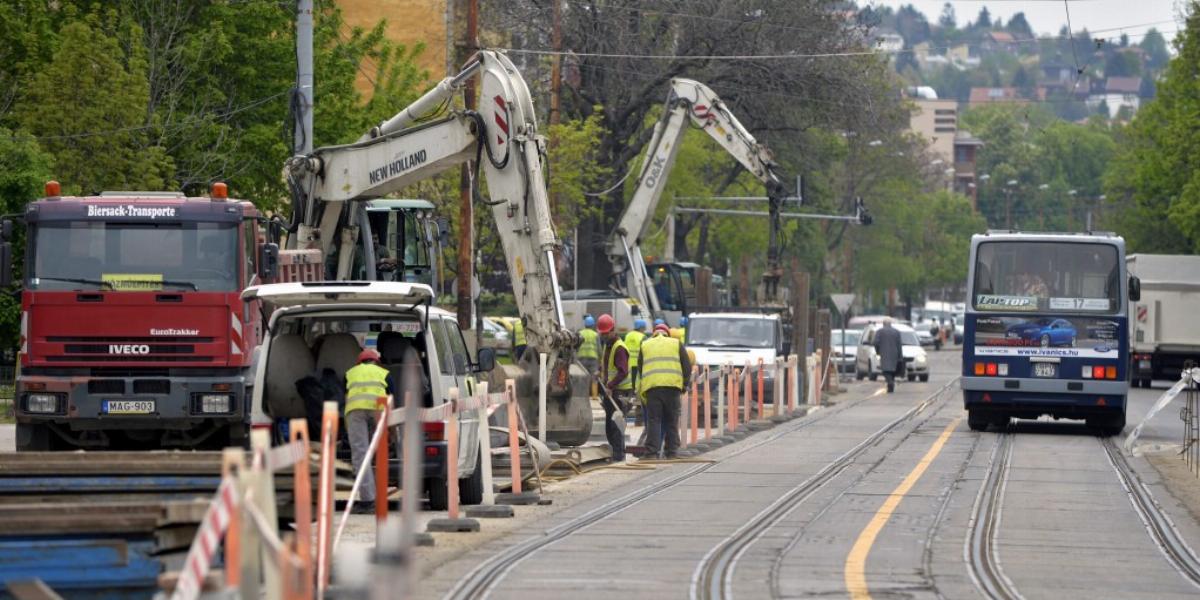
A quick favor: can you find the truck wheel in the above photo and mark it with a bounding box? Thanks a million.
[855,368,864,381]
[16,423,54,451]
[967,410,989,432]
[427,477,449,511]
[459,449,485,506]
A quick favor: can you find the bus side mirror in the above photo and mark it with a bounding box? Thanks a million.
[0,242,11,288]
[1129,276,1141,302]
[260,243,279,280]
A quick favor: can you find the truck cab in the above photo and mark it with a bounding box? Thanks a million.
[243,281,496,510]
[9,183,276,450]
[685,311,787,401]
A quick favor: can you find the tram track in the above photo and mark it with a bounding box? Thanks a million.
[964,431,1022,600]
[442,380,881,600]
[1101,436,1200,590]
[691,378,961,600]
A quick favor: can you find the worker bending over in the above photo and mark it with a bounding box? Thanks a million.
[598,314,634,463]
[640,323,691,459]
[344,349,395,513]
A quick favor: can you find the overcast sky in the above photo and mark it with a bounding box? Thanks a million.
[866,1,1187,43]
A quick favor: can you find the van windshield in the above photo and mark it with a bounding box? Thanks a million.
[687,318,777,348]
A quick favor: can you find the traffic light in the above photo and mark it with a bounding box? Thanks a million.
[855,197,873,226]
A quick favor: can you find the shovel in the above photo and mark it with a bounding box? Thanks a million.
[577,361,626,435]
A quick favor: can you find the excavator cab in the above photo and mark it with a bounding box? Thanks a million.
[363,199,443,289]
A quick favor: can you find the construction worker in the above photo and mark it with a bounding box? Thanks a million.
[598,314,634,463]
[670,316,687,341]
[625,318,647,390]
[512,317,527,361]
[577,315,601,374]
[344,349,394,513]
[640,323,691,459]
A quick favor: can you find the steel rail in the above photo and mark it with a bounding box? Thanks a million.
[964,432,1023,600]
[691,378,961,600]
[443,383,879,600]
[1101,437,1200,590]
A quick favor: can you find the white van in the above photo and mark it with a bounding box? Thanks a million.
[243,281,495,510]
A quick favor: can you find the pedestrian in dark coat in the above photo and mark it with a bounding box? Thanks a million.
[873,318,904,394]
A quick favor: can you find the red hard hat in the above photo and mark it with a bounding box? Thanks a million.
[654,324,671,335]
[596,314,615,334]
[358,349,381,363]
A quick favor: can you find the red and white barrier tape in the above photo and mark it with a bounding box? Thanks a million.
[385,391,509,426]
[170,478,237,600]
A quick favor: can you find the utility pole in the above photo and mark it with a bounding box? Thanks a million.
[295,0,313,156]
[457,0,478,331]
[550,0,563,127]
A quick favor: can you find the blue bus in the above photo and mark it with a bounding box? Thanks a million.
[962,232,1141,435]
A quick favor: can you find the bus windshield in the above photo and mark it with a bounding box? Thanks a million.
[972,241,1119,314]
[30,221,239,292]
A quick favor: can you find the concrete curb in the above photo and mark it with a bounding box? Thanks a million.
[465,504,515,518]
[426,517,480,533]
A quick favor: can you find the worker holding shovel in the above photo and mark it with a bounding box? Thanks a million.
[597,314,637,464]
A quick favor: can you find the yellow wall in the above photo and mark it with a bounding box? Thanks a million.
[337,0,448,92]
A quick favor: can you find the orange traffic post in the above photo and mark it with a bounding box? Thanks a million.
[703,366,712,441]
[507,380,522,495]
[689,365,699,445]
[220,448,243,590]
[729,367,739,431]
[446,389,461,521]
[316,401,339,592]
[375,395,391,524]
[743,361,752,425]
[756,358,765,420]
[287,419,313,600]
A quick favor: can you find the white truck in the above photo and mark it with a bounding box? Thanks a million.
[685,311,788,402]
[1127,254,1200,387]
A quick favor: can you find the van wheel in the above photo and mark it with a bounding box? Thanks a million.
[427,477,449,511]
[855,368,865,381]
[907,374,916,382]
[460,449,485,506]
[919,374,929,382]
[869,371,878,381]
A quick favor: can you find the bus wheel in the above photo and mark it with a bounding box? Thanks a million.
[1093,412,1126,437]
[967,410,989,432]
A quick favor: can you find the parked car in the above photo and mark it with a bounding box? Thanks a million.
[245,281,497,511]
[831,329,863,374]
[481,316,510,356]
[855,322,929,382]
[1005,317,1077,347]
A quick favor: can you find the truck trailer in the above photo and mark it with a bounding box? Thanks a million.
[1127,254,1200,387]
[5,182,279,450]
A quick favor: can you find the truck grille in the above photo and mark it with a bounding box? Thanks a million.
[44,335,214,363]
[87,380,125,394]
[133,380,170,394]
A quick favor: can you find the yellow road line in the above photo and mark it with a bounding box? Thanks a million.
[844,416,962,599]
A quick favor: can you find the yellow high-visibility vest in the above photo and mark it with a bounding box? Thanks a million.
[604,337,633,391]
[669,327,685,341]
[345,362,389,414]
[513,319,527,346]
[577,327,599,359]
[639,334,684,393]
[624,329,645,368]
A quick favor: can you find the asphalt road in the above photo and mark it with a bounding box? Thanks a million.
[419,349,1200,599]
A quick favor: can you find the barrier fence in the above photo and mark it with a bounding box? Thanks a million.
[168,378,534,600]
[671,356,811,450]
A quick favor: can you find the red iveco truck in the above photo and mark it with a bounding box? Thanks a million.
[3,181,279,450]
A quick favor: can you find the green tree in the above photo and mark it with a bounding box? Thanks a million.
[15,16,174,194]
[1140,28,1171,69]
[0,129,52,348]
[1104,6,1200,252]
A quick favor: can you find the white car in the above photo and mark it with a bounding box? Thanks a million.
[244,281,496,511]
[831,328,862,374]
[855,323,929,382]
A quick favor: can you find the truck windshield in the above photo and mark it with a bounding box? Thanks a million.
[687,318,777,348]
[972,242,1119,314]
[30,221,239,292]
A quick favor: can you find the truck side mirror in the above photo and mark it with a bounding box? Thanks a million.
[260,243,279,280]
[1129,275,1141,302]
[0,242,11,288]
[476,347,496,373]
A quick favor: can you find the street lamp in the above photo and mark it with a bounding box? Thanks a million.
[1004,180,1018,229]
[868,139,883,146]
[1036,184,1050,229]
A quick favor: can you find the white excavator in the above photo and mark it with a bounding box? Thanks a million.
[280,50,591,445]
[564,79,787,328]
